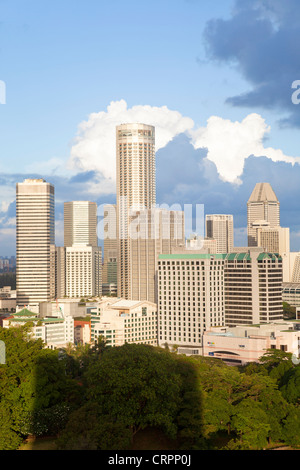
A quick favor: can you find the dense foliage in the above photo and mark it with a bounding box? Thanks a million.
[1,325,300,450]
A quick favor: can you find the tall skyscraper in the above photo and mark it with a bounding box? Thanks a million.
[116,123,156,299]
[63,200,102,298]
[247,183,280,246]
[64,201,98,247]
[205,214,234,253]
[16,178,55,305]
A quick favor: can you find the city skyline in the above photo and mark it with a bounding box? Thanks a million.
[1,1,300,255]
[2,0,300,453]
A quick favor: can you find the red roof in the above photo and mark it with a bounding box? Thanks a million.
[74,320,90,327]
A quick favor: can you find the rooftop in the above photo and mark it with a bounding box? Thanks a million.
[248,182,279,203]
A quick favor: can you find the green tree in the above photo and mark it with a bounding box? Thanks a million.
[282,302,296,319]
[259,349,294,374]
[175,356,205,449]
[0,326,80,448]
[279,365,300,404]
[56,402,132,450]
[228,399,270,450]
[281,406,300,447]
[84,344,182,441]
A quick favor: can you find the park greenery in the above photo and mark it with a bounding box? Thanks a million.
[1,325,300,450]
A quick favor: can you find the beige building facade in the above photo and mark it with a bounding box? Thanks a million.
[65,246,102,298]
[157,253,226,350]
[130,207,185,303]
[91,298,157,347]
[224,249,283,327]
[205,214,234,253]
[203,322,300,365]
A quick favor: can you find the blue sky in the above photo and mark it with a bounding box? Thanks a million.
[1,0,300,255]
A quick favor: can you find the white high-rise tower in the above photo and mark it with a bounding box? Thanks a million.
[16,178,55,305]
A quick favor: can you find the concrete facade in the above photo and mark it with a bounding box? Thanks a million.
[203,322,300,365]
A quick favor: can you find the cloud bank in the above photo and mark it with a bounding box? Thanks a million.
[2,99,300,254]
[68,100,299,186]
[203,0,300,127]
[68,99,194,194]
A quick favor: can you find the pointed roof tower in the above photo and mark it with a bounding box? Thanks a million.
[248,183,279,203]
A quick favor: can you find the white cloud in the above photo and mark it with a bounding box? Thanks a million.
[189,113,300,184]
[68,99,194,193]
[68,101,300,191]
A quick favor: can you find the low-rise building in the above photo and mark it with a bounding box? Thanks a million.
[0,286,16,311]
[203,321,300,365]
[2,308,74,348]
[74,320,91,344]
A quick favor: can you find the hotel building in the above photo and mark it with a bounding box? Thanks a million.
[157,253,226,351]
[157,248,283,353]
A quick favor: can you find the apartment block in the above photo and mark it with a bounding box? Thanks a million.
[64,200,102,299]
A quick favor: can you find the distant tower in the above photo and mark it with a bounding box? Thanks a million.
[64,201,101,298]
[205,214,234,253]
[64,201,98,247]
[16,178,55,305]
[247,183,280,247]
